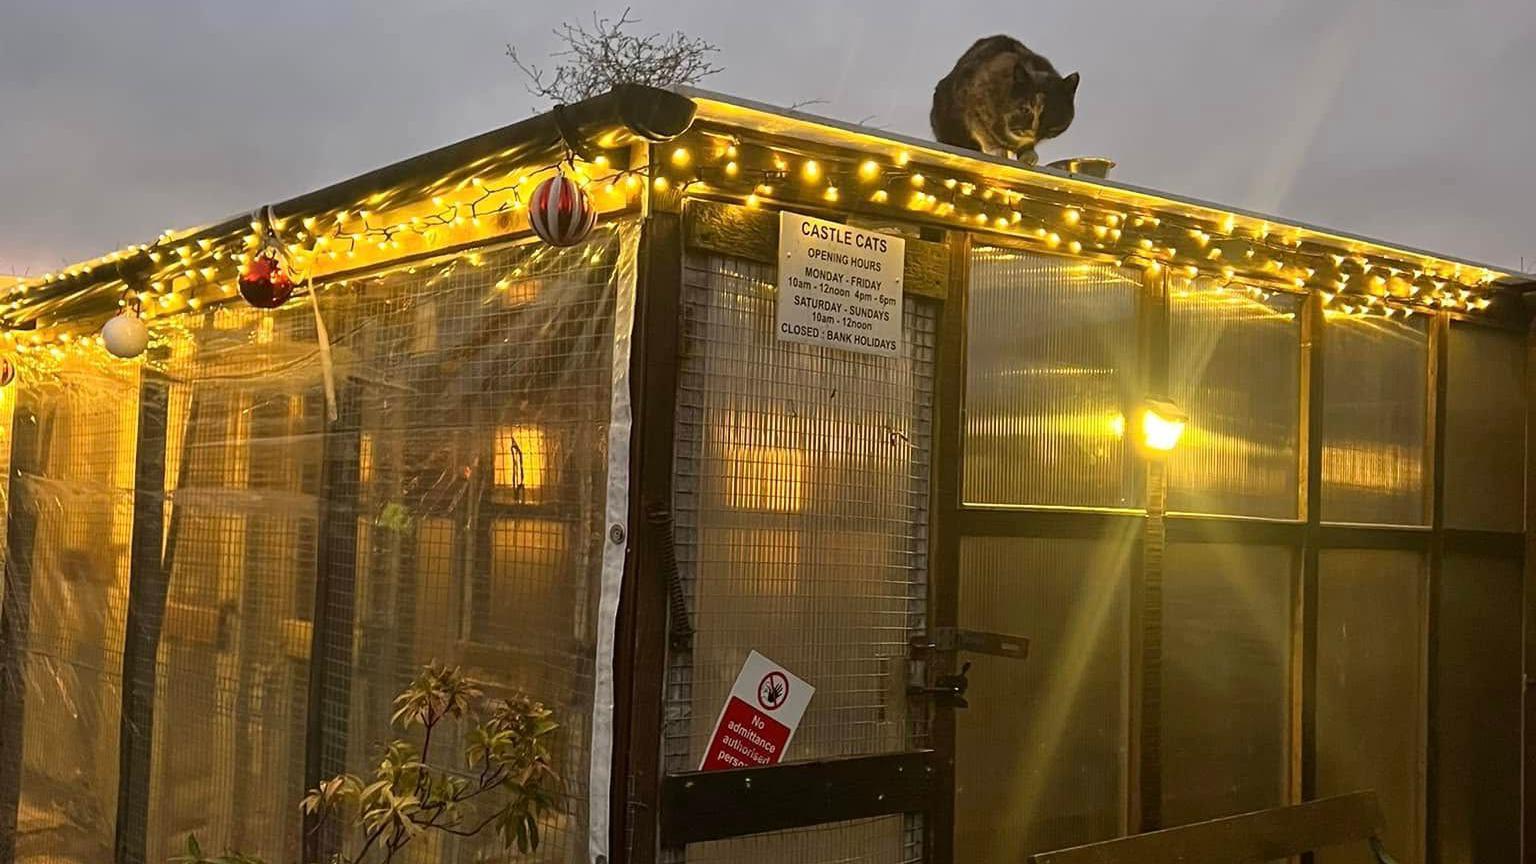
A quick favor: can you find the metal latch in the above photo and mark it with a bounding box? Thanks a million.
[909,627,1029,661]
[907,627,1029,709]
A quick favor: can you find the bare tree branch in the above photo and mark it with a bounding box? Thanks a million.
[507,7,721,104]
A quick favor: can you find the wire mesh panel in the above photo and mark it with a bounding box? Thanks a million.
[320,225,635,864]
[1321,313,1430,526]
[1167,279,1302,519]
[1160,542,1292,826]
[666,249,935,862]
[1316,549,1425,864]
[142,305,327,863]
[955,534,1130,861]
[2,356,139,864]
[1443,323,1525,531]
[964,249,1142,510]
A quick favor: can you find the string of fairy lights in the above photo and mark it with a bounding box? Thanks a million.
[0,119,1509,368]
[651,129,1503,319]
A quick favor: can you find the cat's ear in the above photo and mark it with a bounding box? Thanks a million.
[1061,72,1081,95]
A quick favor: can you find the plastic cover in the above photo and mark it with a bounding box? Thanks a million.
[0,220,638,864]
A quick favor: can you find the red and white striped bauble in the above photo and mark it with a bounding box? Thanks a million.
[528,174,596,247]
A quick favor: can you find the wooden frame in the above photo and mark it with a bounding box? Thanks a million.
[1027,791,1388,864]
[659,751,939,845]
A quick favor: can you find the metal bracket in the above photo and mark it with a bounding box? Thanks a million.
[907,627,1028,709]
[909,627,1029,661]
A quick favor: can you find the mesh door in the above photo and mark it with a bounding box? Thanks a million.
[665,250,935,863]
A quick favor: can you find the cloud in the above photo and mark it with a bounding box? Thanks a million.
[3,0,1533,273]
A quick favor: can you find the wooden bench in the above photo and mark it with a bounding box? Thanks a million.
[1027,791,1396,864]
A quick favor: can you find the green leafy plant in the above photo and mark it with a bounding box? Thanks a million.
[175,663,559,864]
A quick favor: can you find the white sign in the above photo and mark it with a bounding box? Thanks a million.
[700,651,815,771]
[777,211,905,358]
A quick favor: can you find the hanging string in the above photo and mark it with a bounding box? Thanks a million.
[255,205,338,422]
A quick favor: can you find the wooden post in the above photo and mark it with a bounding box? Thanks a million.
[613,203,684,864]
[927,229,970,864]
[302,382,361,862]
[112,370,172,864]
[1130,263,1170,833]
[1294,289,1325,829]
[0,392,45,864]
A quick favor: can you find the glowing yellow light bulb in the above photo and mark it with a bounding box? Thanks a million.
[726,144,738,158]
[653,176,670,192]
[1141,399,1187,453]
[896,151,911,166]
[802,160,821,182]
[910,173,925,188]
[671,147,691,167]
[725,160,740,177]
[944,177,958,189]
[974,213,988,225]
[871,190,889,203]
[746,193,761,208]
[594,155,610,168]
[824,186,840,202]
[1068,240,1083,254]
[1063,208,1081,225]
[1045,232,1061,249]
[859,160,880,181]
[1139,238,1154,251]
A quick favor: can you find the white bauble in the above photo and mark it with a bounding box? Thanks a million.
[102,312,149,358]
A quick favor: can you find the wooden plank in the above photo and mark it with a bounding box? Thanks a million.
[659,751,937,846]
[1525,311,1536,864]
[616,209,686,864]
[926,230,968,864]
[1028,791,1386,864]
[683,199,950,298]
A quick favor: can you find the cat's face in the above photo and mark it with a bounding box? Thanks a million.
[1005,70,1079,148]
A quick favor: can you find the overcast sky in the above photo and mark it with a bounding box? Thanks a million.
[3,0,1533,275]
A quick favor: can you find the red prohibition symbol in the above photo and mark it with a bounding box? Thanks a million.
[757,671,790,711]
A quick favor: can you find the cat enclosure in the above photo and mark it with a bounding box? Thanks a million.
[0,86,1529,864]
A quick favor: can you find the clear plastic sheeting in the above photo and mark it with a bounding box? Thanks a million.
[955,534,1130,861]
[1443,323,1526,531]
[964,249,1142,510]
[0,222,638,864]
[1321,313,1430,526]
[1160,543,1291,826]
[1,358,138,864]
[1168,279,1302,519]
[1317,549,1425,864]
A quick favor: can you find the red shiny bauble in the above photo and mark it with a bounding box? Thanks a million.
[528,174,596,247]
[239,252,295,309]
